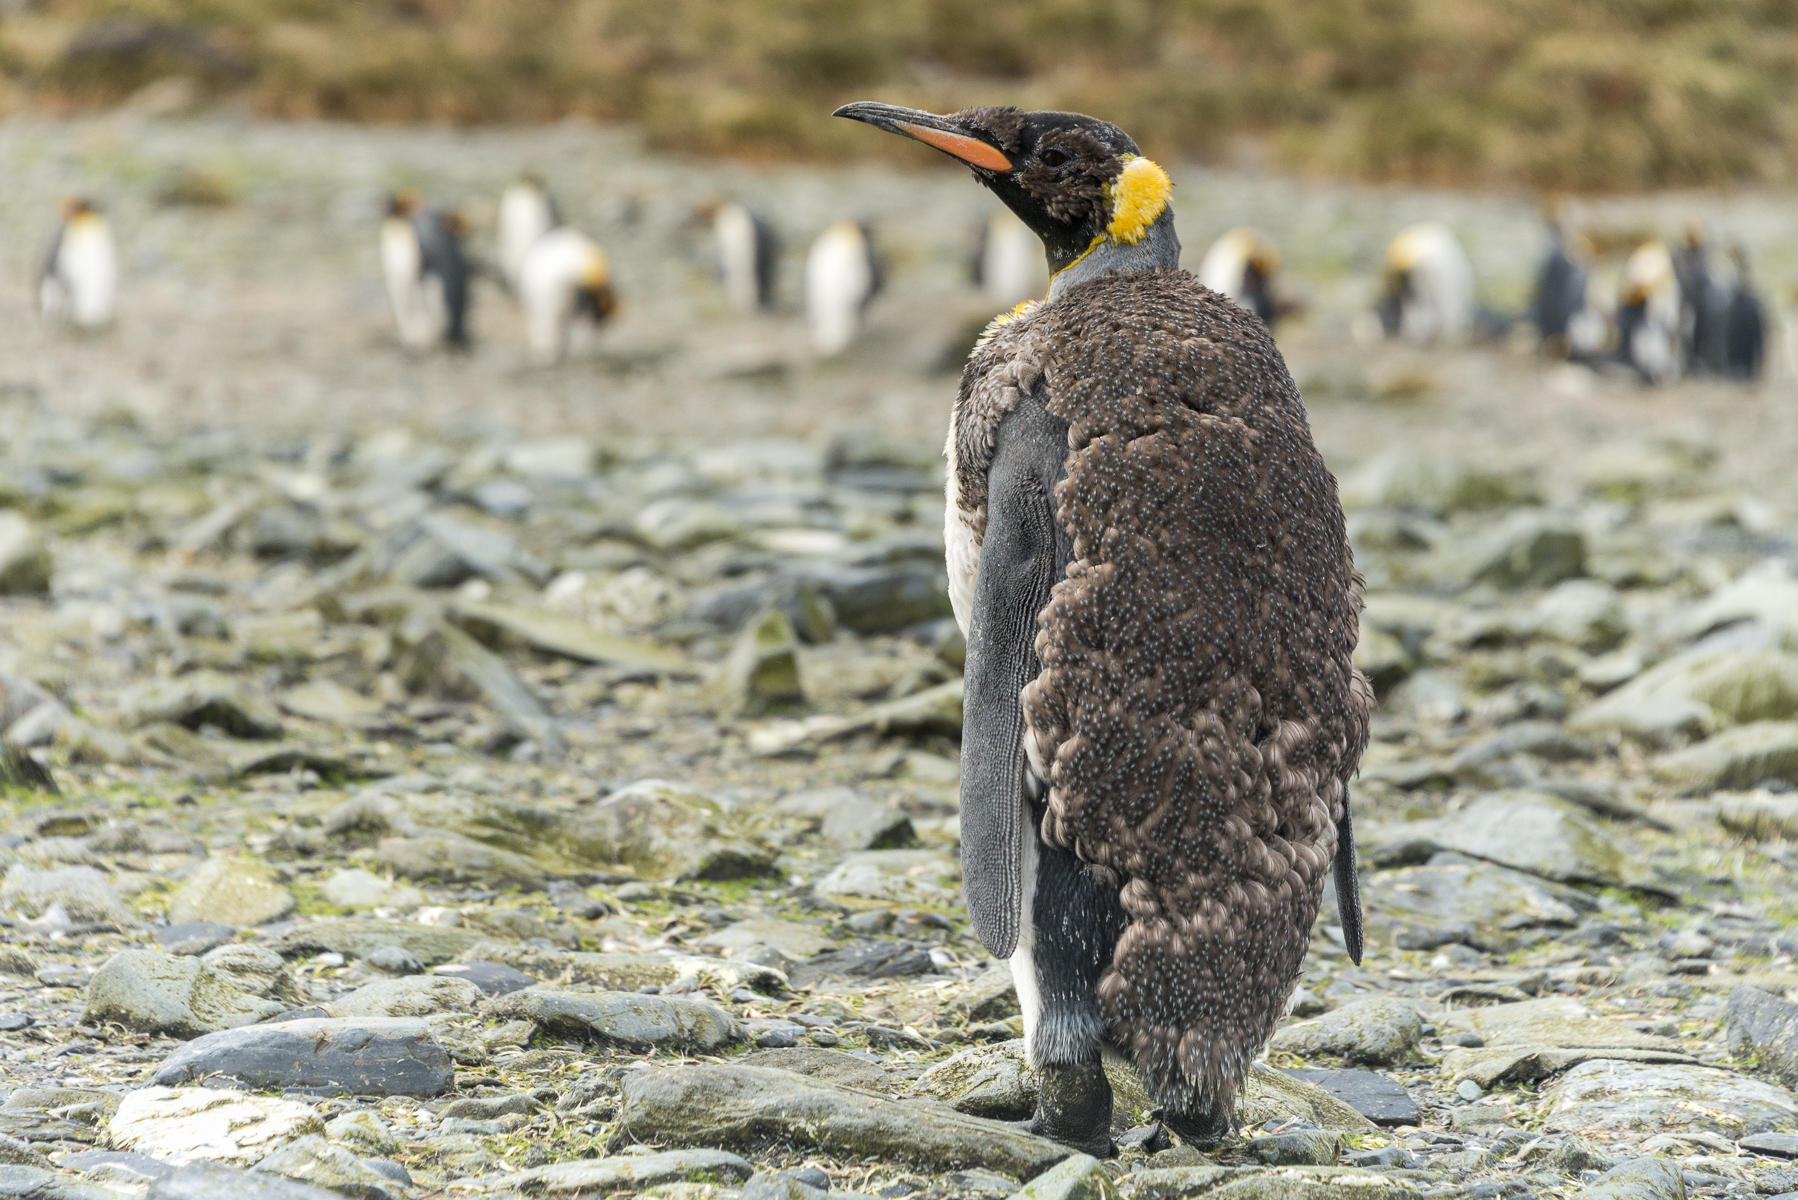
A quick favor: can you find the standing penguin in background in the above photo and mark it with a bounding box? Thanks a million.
[1197,227,1284,328]
[1618,240,1682,385]
[836,101,1369,1153]
[1672,221,1727,375]
[517,226,618,363]
[1530,199,1592,355]
[497,173,561,292]
[1377,223,1474,344]
[380,191,473,351]
[1721,243,1765,382]
[700,198,780,313]
[971,209,1047,307]
[804,219,882,357]
[38,197,118,330]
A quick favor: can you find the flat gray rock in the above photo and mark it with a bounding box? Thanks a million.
[151,1017,453,1097]
[254,1134,408,1200]
[615,1063,1071,1177]
[911,1042,1035,1119]
[1543,1059,1798,1139]
[740,1048,894,1092]
[1727,985,1798,1089]
[271,919,487,966]
[110,1088,323,1165]
[327,975,484,1019]
[564,779,777,882]
[81,950,285,1039]
[1351,859,1582,952]
[149,1162,344,1200]
[1,865,138,927]
[1127,1165,1422,1199]
[1577,1156,1686,1200]
[1282,1070,1420,1128]
[479,1148,754,1195]
[1011,1154,1113,1200]
[1269,998,1423,1068]
[1654,721,1798,792]
[1391,791,1634,888]
[484,987,740,1051]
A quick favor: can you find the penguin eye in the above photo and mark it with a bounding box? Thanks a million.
[1039,147,1069,169]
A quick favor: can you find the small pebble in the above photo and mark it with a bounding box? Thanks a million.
[1456,1079,1484,1103]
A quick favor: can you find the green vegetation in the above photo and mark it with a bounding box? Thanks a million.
[4,0,1798,189]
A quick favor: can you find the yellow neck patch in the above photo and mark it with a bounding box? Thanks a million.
[1104,155,1171,245]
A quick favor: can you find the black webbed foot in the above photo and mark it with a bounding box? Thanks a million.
[1013,1059,1114,1157]
[1161,1098,1235,1150]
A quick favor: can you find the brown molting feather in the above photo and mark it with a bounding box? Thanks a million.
[952,105,1026,157]
[1018,127,1121,229]
[961,269,1369,1117]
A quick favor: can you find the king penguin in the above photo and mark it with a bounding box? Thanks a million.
[804,219,882,357]
[517,225,618,363]
[38,197,118,330]
[1376,223,1474,344]
[1672,221,1727,375]
[835,101,1370,1153]
[497,173,561,293]
[972,209,1048,307]
[1618,240,1682,384]
[700,198,780,313]
[1530,199,1593,356]
[1720,243,1765,382]
[380,191,473,351]
[1196,227,1284,328]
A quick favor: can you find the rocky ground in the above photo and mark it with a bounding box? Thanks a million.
[4,114,1798,1200]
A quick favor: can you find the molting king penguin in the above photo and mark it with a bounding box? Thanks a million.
[380,191,473,352]
[835,100,1369,1153]
[804,219,882,357]
[1197,227,1284,328]
[1619,241,1681,385]
[498,173,562,293]
[1721,243,1765,382]
[517,226,618,363]
[701,198,780,313]
[1377,223,1474,344]
[38,197,117,330]
[972,209,1048,307]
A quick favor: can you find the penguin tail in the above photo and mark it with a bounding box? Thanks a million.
[1099,904,1303,1129]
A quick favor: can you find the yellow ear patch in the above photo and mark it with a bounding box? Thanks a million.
[1105,155,1171,245]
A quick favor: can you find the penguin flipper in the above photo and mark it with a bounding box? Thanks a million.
[1333,790,1364,965]
[960,394,1067,959]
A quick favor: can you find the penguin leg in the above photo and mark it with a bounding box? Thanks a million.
[1012,811,1126,1158]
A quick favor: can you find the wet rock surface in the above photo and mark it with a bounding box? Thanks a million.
[3,116,1798,1199]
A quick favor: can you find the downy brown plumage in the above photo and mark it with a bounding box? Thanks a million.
[836,101,1370,1152]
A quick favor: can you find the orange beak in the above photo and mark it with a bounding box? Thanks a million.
[833,102,1012,172]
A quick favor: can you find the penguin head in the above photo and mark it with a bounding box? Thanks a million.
[386,189,422,220]
[59,196,102,224]
[834,102,1171,273]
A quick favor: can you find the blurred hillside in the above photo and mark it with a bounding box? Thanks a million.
[4,0,1797,191]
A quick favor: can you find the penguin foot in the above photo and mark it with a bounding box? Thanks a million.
[1015,1060,1114,1157]
[1162,1101,1234,1151]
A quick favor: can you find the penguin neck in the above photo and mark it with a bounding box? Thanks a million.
[1047,209,1181,301]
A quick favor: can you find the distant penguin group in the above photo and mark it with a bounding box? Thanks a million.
[37,197,117,330]
[379,174,616,361]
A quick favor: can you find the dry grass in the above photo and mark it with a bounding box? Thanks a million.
[5,0,1798,190]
